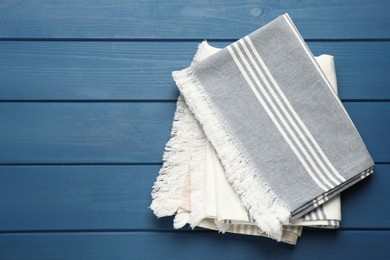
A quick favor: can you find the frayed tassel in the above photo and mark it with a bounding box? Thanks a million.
[150,97,195,217]
[173,67,291,241]
[173,209,191,229]
[151,40,219,222]
[192,40,220,65]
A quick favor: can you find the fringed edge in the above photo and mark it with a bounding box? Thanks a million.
[173,209,191,229]
[192,40,220,64]
[150,40,219,221]
[150,97,195,217]
[172,67,291,241]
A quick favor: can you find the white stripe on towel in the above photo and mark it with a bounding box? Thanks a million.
[242,37,345,185]
[227,44,328,191]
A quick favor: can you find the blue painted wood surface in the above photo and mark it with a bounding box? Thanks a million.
[0,0,389,39]
[0,165,387,231]
[0,41,389,101]
[0,231,389,259]
[0,102,388,164]
[0,1,389,259]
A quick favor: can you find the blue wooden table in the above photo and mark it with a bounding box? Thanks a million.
[0,1,389,259]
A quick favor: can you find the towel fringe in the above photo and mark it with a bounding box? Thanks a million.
[150,41,220,223]
[172,67,291,241]
[192,40,220,64]
[173,209,191,229]
[150,97,194,217]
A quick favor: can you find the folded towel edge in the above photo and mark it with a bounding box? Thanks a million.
[150,97,194,218]
[172,66,291,241]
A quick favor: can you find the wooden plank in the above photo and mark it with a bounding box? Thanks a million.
[0,231,389,259]
[345,102,390,163]
[0,165,387,232]
[0,1,389,39]
[0,166,168,231]
[0,102,388,163]
[0,41,389,100]
[0,102,174,164]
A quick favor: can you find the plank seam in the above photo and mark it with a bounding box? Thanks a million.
[0,228,389,234]
[0,38,390,42]
[0,100,389,103]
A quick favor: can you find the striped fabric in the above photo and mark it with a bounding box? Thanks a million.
[198,218,303,245]
[151,13,374,243]
[226,36,346,191]
[159,42,343,245]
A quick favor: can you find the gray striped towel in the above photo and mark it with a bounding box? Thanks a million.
[169,42,342,245]
[151,13,374,242]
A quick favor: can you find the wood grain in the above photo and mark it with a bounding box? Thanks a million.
[0,41,389,100]
[0,0,389,39]
[0,1,389,258]
[0,165,387,232]
[0,102,387,164]
[0,231,389,259]
[0,102,174,164]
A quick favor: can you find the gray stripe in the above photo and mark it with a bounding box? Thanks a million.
[250,226,256,235]
[231,42,332,190]
[246,211,254,223]
[313,208,320,220]
[232,224,238,233]
[319,205,327,220]
[240,36,344,187]
[310,211,317,220]
[177,15,374,236]
[235,39,343,190]
[241,37,341,187]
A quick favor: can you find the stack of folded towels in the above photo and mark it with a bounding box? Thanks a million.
[150,14,374,245]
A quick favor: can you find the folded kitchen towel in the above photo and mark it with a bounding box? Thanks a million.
[167,13,374,241]
[168,42,342,245]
